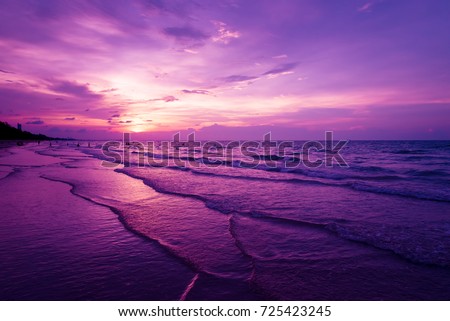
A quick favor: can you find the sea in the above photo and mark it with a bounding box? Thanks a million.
[0,140,449,300]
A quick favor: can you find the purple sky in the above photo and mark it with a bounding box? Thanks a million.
[1,0,449,140]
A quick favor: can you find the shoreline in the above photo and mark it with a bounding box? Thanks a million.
[0,144,197,300]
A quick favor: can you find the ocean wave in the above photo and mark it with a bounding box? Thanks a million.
[349,182,450,202]
[41,173,253,280]
[403,155,450,162]
[390,149,429,155]
[84,146,449,203]
[326,222,450,267]
[111,165,450,268]
[350,165,396,173]
[0,166,16,180]
[405,169,449,177]
[121,163,449,204]
[190,167,446,202]
[117,168,450,267]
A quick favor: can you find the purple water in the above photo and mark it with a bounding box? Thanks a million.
[0,141,449,300]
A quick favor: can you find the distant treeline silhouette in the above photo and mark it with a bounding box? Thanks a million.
[0,121,53,140]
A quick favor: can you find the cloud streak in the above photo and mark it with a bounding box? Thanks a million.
[220,75,258,83]
[26,119,44,125]
[181,89,210,95]
[163,26,209,41]
[0,68,14,74]
[263,63,298,76]
[48,80,101,99]
[148,95,178,102]
[211,21,240,44]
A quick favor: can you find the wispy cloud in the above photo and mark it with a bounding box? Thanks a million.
[48,80,101,99]
[214,63,298,90]
[358,2,374,13]
[0,68,14,74]
[221,75,258,83]
[163,26,209,41]
[100,88,118,93]
[181,89,210,95]
[183,48,198,54]
[263,62,298,76]
[161,95,178,102]
[211,21,240,44]
[148,95,178,102]
[26,119,44,125]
